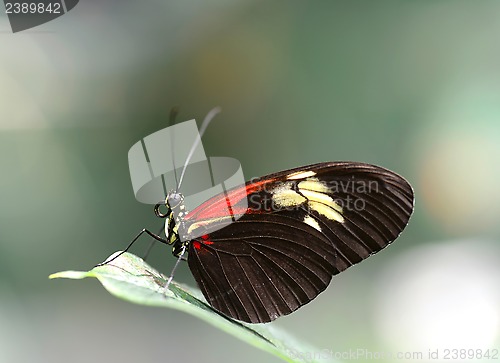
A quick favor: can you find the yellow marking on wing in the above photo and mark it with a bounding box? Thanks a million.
[272,189,306,208]
[303,215,322,232]
[286,170,317,180]
[271,181,293,191]
[187,215,233,235]
[299,189,343,213]
[309,201,345,223]
[298,179,330,193]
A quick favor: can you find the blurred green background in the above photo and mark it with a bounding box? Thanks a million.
[1,1,500,362]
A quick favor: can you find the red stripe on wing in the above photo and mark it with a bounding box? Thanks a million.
[184,178,273,221]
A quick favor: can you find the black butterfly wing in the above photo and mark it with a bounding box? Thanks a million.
[185,162,414,323]
[187,212,338,323]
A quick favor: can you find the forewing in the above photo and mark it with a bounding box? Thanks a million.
[186,162,414,323]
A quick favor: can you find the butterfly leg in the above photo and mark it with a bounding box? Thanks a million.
[140,226,165,262]
[165,245,187,289]
[95,228,170,267]
[172,242,188,260]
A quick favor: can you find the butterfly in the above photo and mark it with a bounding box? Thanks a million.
[104,160,414,323]
[100,109,414,323]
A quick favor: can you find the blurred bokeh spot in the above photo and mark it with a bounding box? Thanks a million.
[375,239,500,353]
[417,82,500,234]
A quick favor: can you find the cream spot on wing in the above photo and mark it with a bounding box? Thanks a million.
[309,201,345,223]
[271,181,294,192]
[304,215,322,232]
[270,182,306,207]
[272,189,306,208]
[286,170,317,180]
[298,179,330,193]
[299,189,343,213]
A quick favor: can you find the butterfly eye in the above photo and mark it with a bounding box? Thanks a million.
[167,193,183,209]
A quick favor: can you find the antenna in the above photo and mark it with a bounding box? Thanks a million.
[169,107,180,188]
[176,107,221,191]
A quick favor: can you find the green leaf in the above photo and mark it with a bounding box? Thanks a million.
[50,252,338,363]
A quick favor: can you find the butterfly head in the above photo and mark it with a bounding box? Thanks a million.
[154,191,187,248]
[166,191,184,211]
[154,191,185,218]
